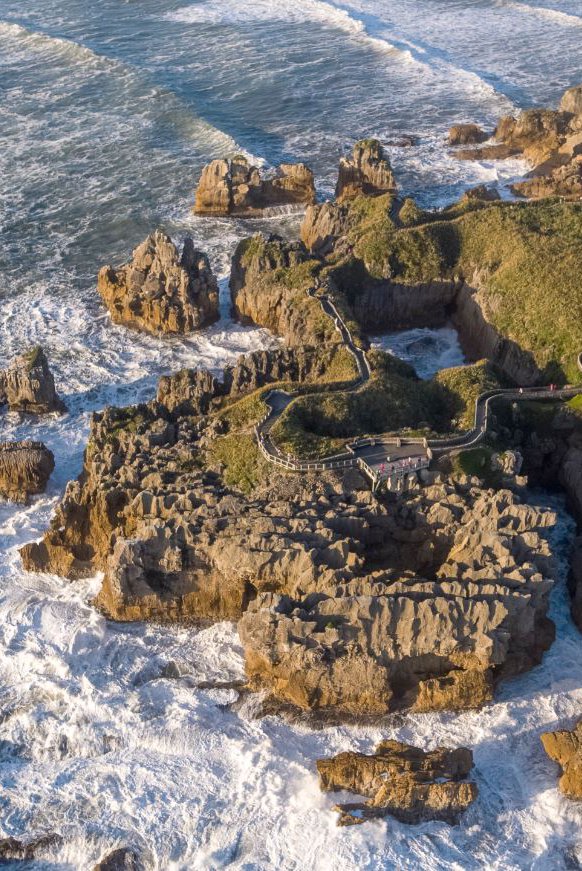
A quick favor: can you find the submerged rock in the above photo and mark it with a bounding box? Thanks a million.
[194,156,316,216]
[0,346,65,414]
[0,833,62,861]
[335,139,397,201]
[0,441,55,502]
[541,720,582,799]
[97,230,219,335]
[317,739,477,826]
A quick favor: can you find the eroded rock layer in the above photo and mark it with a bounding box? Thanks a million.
[336,140,397,202]
[542,720,582,799]
[194,157,316,217]
[97,230,219,335]
[0,441,55,502]
[317,739,477,826]
[0,347,65,414]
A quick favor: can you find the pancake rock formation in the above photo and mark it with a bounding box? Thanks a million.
[0,441,55,502]
[335,139,397,202]
[448,124,489,146]
[541,719,582,800]
[317,739,477,826]
[97,230,219,335]
[0,346,65,414]
[194,156,316,217]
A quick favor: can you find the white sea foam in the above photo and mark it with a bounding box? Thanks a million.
[373,325,466,380]
[495,0,582,27]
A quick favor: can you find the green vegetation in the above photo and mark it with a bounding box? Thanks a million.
[435,360,503,429]
[340,198,582,382]
[105,406,152,442]
[24,346,44,371]
[567,394,582,415]
[206,433,271,494]
[450,446,501,487]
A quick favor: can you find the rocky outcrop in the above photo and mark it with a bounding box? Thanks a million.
[194,157,316,217]
[157,346,339,415]
[93,848,146,870]
[317,740,477,826]
[20,380,558,716]
[347,278,459,333]
[0,834,62,862]
[0,347,65,414]
[512,156,582,199]
[560,84,582,116]
[541,719,582,800]
[230,234,340,346]
[301,201,351,256]
[97,230,219,335]
[0,441,55,502]
[336,140,397,202]
[448,124,488,146]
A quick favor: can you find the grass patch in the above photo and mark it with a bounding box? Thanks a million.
[206,433,271,494]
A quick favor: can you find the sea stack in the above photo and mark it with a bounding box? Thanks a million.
[97,230,220,335]
[194,156,316,216]
[335,139,397,201]
[0,346,65,414]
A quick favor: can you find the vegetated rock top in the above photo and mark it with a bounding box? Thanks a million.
[97,230,219,335]
[194,155,316,216]
[0,346,65,414]
[317,739,477,826]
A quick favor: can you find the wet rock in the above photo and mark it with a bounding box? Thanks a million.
[0,346,65,414]
[97,230,219,335]
[542,719,582,799]
[317,739,477,826]
[0,833,62,861]
[335,139,397,201]
[448,124,489,146]
[0,441,55,502]
[93,847,145,871]
[194,156,316,216]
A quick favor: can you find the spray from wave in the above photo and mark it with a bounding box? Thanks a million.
[495,0,582,27]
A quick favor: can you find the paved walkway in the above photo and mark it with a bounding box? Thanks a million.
[255,282,582,491]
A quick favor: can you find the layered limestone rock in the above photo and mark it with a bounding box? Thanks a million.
[512,156,582,200]
[541,720,582,799]
[317,740,477,826]
[194,156,316,217]
[20,370,558,714]
[157,346,338,415]
[0,441,55,502]
[230,234,341,346]
[301,201,351,256]
[97,230,219,335]
[448,124,489,146]
[560,84,582,116]
[336,140,397,202]
[0,347,65,414]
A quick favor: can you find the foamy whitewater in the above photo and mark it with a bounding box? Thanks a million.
[1,0,582,867]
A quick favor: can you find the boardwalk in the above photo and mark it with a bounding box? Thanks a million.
[255,282,582,490]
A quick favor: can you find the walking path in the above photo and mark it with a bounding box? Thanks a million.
[255,282,582,491]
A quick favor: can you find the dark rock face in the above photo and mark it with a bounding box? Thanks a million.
[93,847,145,871]
[0,346,65,414]
[317,739,477,826]
[335,140,397,202]
[301,201,352,256]
[0,441,55,502]
[448,124,489,146]
[0,833,62,861]
[194,156,316,216]
[97,230,219,335]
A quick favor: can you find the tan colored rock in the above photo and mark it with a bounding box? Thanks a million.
[541,719,582,799]
[0,441,55,502]
[560,84,582,116]
[448,124,489,146]
[336,139,397,202]
[512,156,582,200]
[0,347,65,414]
[97,230,219,335]
[300,201,351,255]
[317,739,477,826]
[194,156,316,217]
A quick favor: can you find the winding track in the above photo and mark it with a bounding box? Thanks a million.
[255,283,582,490]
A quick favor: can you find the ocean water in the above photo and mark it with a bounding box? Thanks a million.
[372,326,466,380]
[1,0,582,867]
